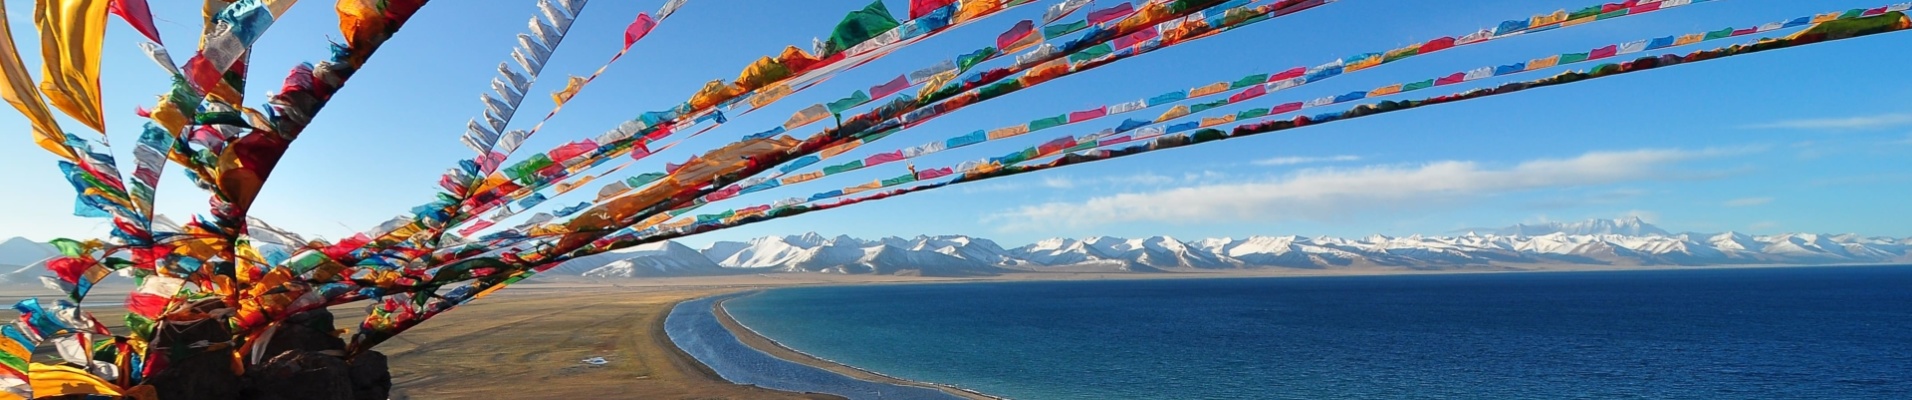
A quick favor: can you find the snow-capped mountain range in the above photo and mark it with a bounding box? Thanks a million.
[3,219,1907,280]
[542,218,1910,277]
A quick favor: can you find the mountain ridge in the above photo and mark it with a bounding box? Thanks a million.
[4,220,1909,281]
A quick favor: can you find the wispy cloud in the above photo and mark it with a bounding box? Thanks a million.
[1252,155,1362,166]
[1743,113,1912,131]
[1723,197,1773,207]
[986,148,1751,231]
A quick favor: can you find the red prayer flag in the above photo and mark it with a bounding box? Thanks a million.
[1087,2,1135,25]
[1435,72,1466,86]
[548,140,598,162]
[1269,67,1306,81]
[1588,45,1618,59]
[458,220,497,237]
[183,55,223,92]
[910,0,957,19]
[630,141,653,159]
[110,0,163,44]
[1270,102,1303,114]
[1112,27,1158,49]
[624,13,658,47]
[1420,37,1457,53]
[1038,137,1078,155]
[1068,107,1108,123]
[870,75,911,99]
[997,20,1035,50]
[1628,2,1661,13]
[1228,85,1267,103]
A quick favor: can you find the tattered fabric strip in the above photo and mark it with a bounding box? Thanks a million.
[625,16,1908,239]
[774,0,1704,182]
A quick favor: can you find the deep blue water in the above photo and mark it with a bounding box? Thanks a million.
[725,266,1912,399]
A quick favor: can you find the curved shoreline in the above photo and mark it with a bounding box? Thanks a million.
[711,292,1002,400]
[664,293,979,400]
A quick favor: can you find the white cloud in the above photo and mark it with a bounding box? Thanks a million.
[1723,197,1773,207]
[1252,155,1362,166]
[1744,113,1912,130]
[986,148,1746,231]
[1041,176,1075,189]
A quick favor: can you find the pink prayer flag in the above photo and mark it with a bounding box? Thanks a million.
[624,13,658,47]
[997,20,1035,50]
[1087,2,1135,25]
[110,0,163,44]
[870,75,911,99]
[1588,44,1618,59]
[1068,107,1107,123]
[916,167,954,180]
[865,150,906,166]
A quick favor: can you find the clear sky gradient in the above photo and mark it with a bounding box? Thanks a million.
[2,0,1908,248]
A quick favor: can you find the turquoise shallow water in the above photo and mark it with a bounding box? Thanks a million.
[725,266,1912,399]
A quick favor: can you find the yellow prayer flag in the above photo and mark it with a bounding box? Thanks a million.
[34,0,112,133]
[1187,82,1229,97]
[0,0,75,161]
[1369,84,1404,97]
[1526,55,1561,70]
[552,75,588,106]
[1155,105,1190,122]
[986,125,1028,140]
[30,363,123,397]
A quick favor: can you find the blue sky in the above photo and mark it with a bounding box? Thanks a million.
[2,0,1908,249]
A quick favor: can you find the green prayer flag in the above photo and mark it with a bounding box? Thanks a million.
[1028,114,1069,131]
[1069,43,1114,64]
[626,172,666,188]
[827,90,871,114]
[1402,79,1435,92]
[1044,20,1089,38]
[1190,99,1229,113]
[958,47,997,72]
[1704,27,1734,40]
[50,238,86,257]
[881,173,916,187]
[1237,108,1270,120]
[826,0,902,55]
[979,80,1022,99]
[1568,6,1600,20]
[823,160,865,175]
[860,128,900,143]
[1231,74,1269,89]
[1559,52,1589,64]
[1596,9,1629,20]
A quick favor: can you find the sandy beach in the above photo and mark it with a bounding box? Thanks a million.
[380,281,837,399]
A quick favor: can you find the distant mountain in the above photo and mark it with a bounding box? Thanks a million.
[1461,216,1672,236]
[0,237,56,268]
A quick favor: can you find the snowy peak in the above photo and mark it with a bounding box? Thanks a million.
[1475,217,1673,237]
